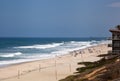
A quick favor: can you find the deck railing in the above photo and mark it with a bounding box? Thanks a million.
[108,44,112,47]
[112,37,120,40]
[108,50,120,54]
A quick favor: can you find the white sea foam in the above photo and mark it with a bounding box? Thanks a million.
[0,56,55,66]
[0,40,109,66]
[24,41,93,60]
[51,42,92,55]
[15,43,63,49]
[25,54,55,59]
[0,59,33,65]
[0,52,22,58]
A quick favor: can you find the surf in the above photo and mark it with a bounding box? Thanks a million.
[0,52,22,58]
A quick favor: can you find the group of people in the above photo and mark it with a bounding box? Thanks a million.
[69,44,107,57]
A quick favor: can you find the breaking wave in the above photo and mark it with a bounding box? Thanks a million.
[0,52,22,58]
[14,43,64,49]
[0,39,109,66]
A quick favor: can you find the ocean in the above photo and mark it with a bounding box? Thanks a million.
[0,37,108,67]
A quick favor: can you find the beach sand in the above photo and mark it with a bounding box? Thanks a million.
[0,44,111,81]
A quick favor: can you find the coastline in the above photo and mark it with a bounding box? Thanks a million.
[0,43,111,81]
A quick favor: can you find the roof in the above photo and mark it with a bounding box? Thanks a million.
[109,29,120,33]
[109,25,120,33]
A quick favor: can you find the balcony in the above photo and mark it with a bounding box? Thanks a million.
[112,36,120,40]
[108,50,120,54]
[108,44,112,47]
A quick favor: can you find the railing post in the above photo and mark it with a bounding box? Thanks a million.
[18,70,20,79]
[39,64,41,72]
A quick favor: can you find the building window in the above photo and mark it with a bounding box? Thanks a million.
[113,41,120,47]
[113,34,120,40]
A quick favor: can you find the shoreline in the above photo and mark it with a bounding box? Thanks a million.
[0,43,99,68]
[0,43,111,81]
[0,43,105,68]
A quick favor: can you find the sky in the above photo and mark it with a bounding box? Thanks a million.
[0,0,120,37]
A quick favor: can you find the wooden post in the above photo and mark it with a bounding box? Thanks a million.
[55,60,57,80]
[18,70,20,79]
[39,64,41,72]
[69,63,71,72]
[81,53,84,62]
[55,60,56,67]
[55,68,57,80]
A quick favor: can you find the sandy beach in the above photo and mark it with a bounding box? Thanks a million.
[0,44,111,81]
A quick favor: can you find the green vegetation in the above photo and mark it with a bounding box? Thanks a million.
[76,57,117,73]
[59,75,88,81]
[59,75,76,81]
[59,55,119,81]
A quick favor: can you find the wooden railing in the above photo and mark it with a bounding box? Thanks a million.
[108,50,120,54]
[108,44,112,47]
[112,37,120,40]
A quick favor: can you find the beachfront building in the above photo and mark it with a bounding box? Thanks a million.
[109,25,120,54]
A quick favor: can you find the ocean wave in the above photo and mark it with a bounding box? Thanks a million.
[14,43,64,49]
[50,40,106,55]
[0,56,54,66]
[51,44,92,55]
[0,38,108,66]
[0,59,33,65]
[0,52,22,58]
[25,54,55,59]
[69,41,91,45]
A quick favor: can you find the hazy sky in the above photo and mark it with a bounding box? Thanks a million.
[0,0,120,37]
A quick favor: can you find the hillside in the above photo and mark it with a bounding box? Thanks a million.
[60,55,120,81]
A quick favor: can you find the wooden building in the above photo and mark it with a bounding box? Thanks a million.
[109,25,120,54]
